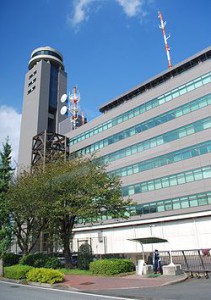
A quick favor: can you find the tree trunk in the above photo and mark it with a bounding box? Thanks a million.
[63,235,71,269]
[60,215,75,269]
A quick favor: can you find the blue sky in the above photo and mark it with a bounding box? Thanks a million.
[0,0,210,162]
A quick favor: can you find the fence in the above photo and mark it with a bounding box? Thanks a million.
[159,248,211,278]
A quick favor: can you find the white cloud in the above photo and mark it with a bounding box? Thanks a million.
[0,106,21,166]
[116,0,145,17]
[69,0,97,26]
[69,0,149,27]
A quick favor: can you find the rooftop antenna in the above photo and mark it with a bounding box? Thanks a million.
[69,86,80,130]
[158,11,172,68]
[60,86,80,130]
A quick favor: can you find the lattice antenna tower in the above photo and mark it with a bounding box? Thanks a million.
[60,86,81,130]
[69,86,80,130]
[158,11,172,68]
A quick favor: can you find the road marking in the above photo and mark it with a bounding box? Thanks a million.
[0,280,139,300]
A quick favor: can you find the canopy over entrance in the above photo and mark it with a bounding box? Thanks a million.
[128,237,168,244]
[128,236,169,262]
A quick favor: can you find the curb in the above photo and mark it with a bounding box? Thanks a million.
[161,275,188,286]
[53,283,79,291]
[27,281,53,288]
[0,277,79,291]
[0,277,53,288]
[0,277,26,284]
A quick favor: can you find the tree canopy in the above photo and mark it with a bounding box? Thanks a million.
[0,138,13,256]
[7,168,52,254]
[7,156,131,267]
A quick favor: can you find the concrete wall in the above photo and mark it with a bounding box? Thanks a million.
[72,213,211,256]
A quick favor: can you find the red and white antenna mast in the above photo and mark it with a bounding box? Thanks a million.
[69,86,80,130]
[60,86,80,130]
[158,11,172,68]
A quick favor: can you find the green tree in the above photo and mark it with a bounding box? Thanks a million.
[43,157,131,268]
[7,156,131,266]
[7,167,52,254]
[0,138,13,256]
[78,243,93,270]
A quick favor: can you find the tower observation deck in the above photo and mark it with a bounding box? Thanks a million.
[28,46,64,70]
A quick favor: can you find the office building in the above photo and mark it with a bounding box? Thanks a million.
[18,46,211,257]
[65,47,211,257]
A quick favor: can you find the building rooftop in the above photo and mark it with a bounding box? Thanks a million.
[99,46,211,113]
[28,46,64,70]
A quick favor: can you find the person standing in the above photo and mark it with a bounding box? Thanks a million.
[153,249,160,274]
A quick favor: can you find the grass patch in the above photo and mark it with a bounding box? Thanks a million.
[59,268,93,275]
[59,268,135,277]
[111,271,136,277]
[147,273,161,278]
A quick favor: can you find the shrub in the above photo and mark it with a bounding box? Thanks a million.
[19,253,48,268]
[78,243,92,270]
[44,257,62,269]
[2,253,21,267]
[102,254,125,259]
[19,253,62,269]
[90,259,135,276]
[4,264,33,280]
[26,268,64,284]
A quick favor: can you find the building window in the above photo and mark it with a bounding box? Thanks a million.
[121,165,211,197]
[31,50,63,61]
[131,191,211,217]
[28,70,37,80]
[83,190,211,223]
[69,72,211,146]
[75,94,211,158]
[110,140,211,178]
[27,86,36,95]
[28,78,36,87]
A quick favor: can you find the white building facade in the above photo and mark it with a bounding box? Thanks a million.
[64,47,211,258]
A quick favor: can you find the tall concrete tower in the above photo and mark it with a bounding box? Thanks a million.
[18,46,67,170]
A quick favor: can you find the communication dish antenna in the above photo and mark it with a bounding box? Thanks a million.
[60,106,68,115]
[61,94,68,103]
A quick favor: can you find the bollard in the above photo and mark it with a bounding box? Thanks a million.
[162,263,183,276]
[136,260,145,275]
[0,259,3,277]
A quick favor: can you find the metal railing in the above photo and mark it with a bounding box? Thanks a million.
[159,249,211,278]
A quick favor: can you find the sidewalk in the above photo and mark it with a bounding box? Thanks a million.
[56,273,187,291]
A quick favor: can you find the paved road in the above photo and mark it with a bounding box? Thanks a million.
[87,277,211,300]
[0,281,136,300]
[1,276,211,300]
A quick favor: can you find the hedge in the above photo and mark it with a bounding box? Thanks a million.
[2,253,21,267]
[90,259,135,275]
[19,253,48,267]
[26,268,64,284]
[4,265,33,280]
[44,257,62,269]
[19,253,62,269]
